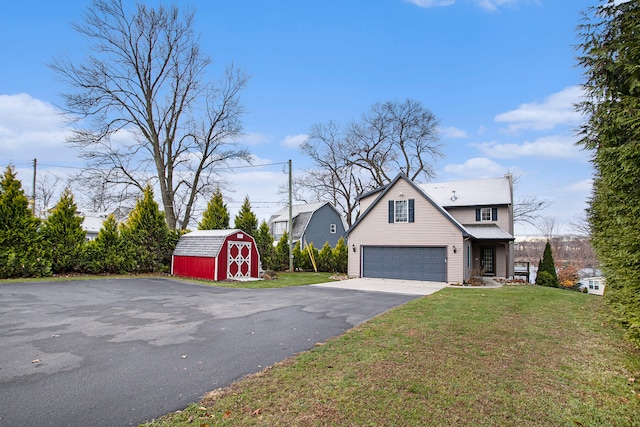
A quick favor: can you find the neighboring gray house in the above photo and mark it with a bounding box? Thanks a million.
[268,201,347,248]
[348,173,515,283]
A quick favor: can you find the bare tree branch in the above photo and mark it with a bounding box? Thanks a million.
[50,0,249,229]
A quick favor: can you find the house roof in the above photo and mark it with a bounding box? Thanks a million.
[349,173,470,237]
[418,176,512,207]
[268,201,345,241]
[267,201,328,223]
[173,229,249,258]
[465,224,514,241]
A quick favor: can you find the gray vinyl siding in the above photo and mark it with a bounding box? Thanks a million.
[303,204,347,248]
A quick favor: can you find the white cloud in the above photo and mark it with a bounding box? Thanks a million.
[0,93,79,165]
[405,0,455,7]
[444,157,516,179]
[281,134,308,149]
[476,0,517,11]
[495,86,584,133]
[472,134,586,160]
[237,132,271,146]
[563,178,593,193]
[439,126,468,139]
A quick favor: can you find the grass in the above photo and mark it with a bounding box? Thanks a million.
[184,271,338,289]
[142,286,640,426]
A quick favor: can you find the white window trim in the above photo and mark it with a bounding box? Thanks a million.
[480,207,492,222]
[395,200,408,223]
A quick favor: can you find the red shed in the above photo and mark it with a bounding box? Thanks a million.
[171,229,260,281]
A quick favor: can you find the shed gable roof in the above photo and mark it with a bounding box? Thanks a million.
[173,229,247,258]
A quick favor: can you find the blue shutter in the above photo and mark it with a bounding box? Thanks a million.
[492,207,498,221]
[408,199,415,223]
[388,200,394,223]
[475,208,481,222]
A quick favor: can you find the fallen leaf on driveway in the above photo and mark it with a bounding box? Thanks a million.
[32,359,41,364]
[181,355,187,359]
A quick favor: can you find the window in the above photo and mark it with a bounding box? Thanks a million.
[330,223,337,233]
[466,245,471,268]
[395,200,408,223]
[388,199,415,223]
[274,221,287,235]
[476,207,498,222]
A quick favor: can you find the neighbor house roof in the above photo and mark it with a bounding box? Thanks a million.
[267,201,328,223]
[268,201,342,241]
[173,229,246,258]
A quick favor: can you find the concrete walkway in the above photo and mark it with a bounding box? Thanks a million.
[312,277,450,295]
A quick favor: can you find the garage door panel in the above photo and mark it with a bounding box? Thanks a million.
[362,246,446,282]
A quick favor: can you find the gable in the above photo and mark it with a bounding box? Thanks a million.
[350,174,468,236]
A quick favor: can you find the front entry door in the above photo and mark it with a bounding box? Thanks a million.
[481,247,495,275]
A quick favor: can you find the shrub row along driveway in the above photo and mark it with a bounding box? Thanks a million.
[0,278,419,426]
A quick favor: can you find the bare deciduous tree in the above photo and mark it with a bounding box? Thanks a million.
[513,195,551,226]
[298,99,442,226]
[36,173,63,217]
[51,0,250,229]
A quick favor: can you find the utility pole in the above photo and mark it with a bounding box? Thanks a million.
[32,158,37,215]
[288,159,294,273]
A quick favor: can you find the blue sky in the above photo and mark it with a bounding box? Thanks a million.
[0,0,594,235]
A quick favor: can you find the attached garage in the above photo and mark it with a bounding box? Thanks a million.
[361,246,447,282]
[172,229,260,281]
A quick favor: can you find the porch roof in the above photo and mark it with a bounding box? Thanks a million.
[465,224,514,241]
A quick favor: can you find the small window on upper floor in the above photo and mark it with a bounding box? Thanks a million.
[476,207,498,222]
[330,223,337,233]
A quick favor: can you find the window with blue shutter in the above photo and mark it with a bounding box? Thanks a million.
[388,200,394,223]
[408,199,415,223]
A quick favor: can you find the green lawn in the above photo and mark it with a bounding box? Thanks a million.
[143,285,640,426]
[189,271,338,289]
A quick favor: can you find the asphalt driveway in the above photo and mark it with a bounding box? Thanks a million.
[0,278,424,426]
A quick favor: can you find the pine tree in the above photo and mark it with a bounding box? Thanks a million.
[198,187,230,230]
[121,185,172,273]
[84,214,129,273]
[274,231,290,271]
[577,1,640,343]
[0,165,50,278]
[41,188,86,274]
[332,237,348,274]
[536,241,558,287]
[234,195,258,236]
[255,220,275,271]
[317,242,335,272]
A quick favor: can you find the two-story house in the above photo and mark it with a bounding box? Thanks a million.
[348,173,515,283]
[268,201,348,248]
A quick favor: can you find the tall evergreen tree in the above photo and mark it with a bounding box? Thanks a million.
[577,1,640,344]
[198,187,230,230]
[41,188,86,274]
[274,231,290,271]
[234,195,258,236]
[255,220,275,271]
[536,241,558,287]
[84,214,129,273]
[121,185,173,272]
[332,237,348,274]
[0,165,50,278]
